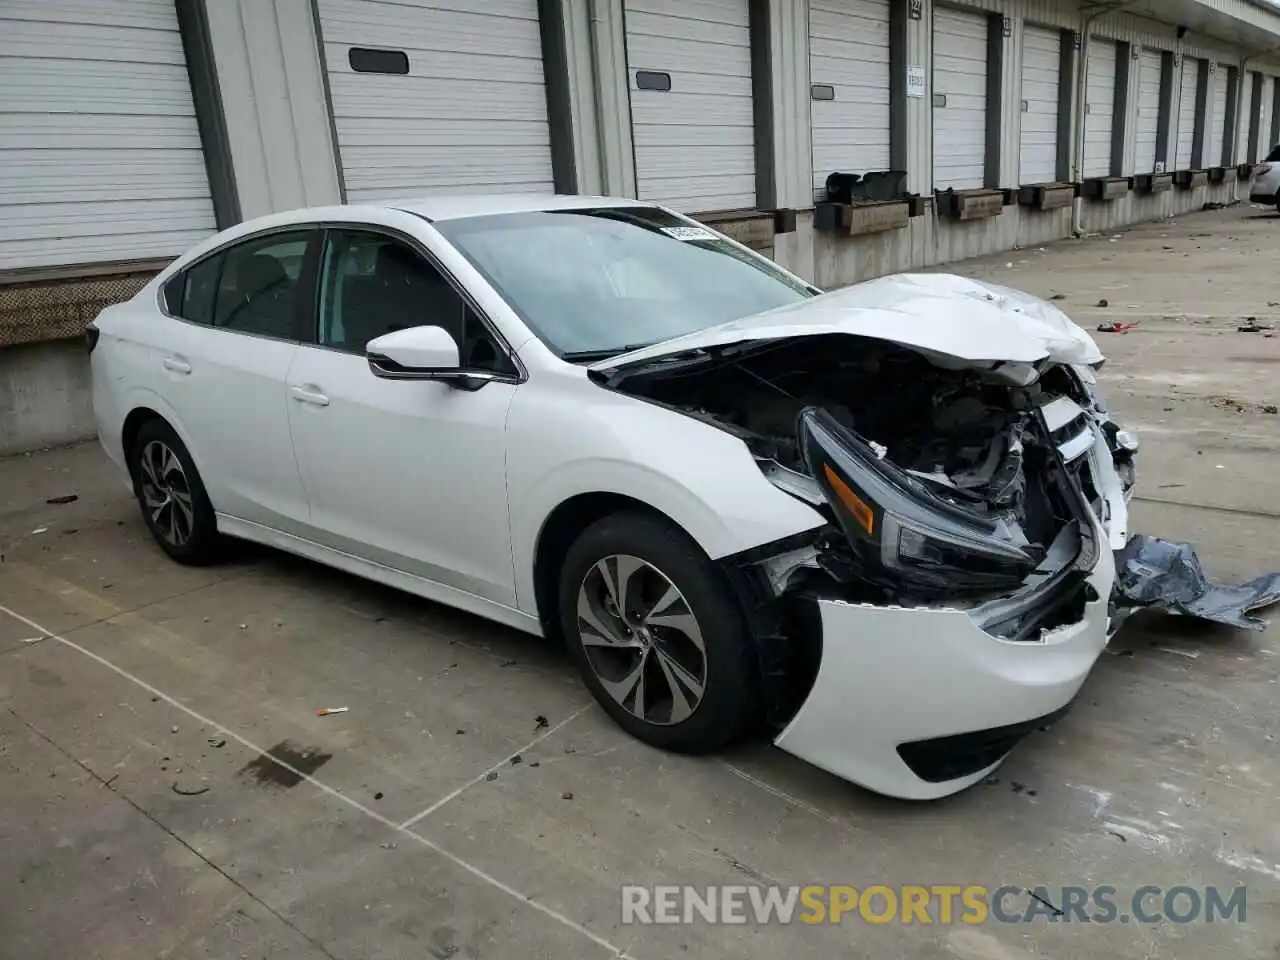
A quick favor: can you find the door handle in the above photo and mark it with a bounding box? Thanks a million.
[290,385,330,407]
[162,356,191,375]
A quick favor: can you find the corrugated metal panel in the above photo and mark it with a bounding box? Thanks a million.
[316,0,554,201]
[809,0,891,194]
[933,6,989,191]
[1019,23,1059,184]
[1176,56,1199,169]
[0,0,216,271]
[1238,70,1255,163]
[1209,61,1229,165]
[1083,37,1117,178]
[625,0,756,212]
[1135,48,1162,173]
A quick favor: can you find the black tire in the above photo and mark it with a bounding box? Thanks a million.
[558,511,759,753]
[128,418,223,565]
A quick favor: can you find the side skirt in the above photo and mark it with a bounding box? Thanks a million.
[215,514,544,637]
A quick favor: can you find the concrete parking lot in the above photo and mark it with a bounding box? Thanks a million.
[3,204,1279,960]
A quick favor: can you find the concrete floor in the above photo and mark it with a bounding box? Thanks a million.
[3,205,1279,960]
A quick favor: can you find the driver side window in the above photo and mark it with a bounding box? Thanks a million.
[316,229,515,375]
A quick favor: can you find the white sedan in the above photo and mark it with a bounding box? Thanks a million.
[89,195,1136,800]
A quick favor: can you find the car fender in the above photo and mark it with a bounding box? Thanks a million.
[506,375,825,616]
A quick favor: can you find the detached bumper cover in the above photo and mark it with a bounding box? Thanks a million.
[772,549,1112,800]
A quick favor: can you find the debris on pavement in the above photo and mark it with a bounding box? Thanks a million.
[315,706,349,716]
[171,782,210,797]
[207,738,226,748]
[1097,321,1139,333]
[1237,317,1272,333]
[1096,298,1109,307]
[45,494,78,505]
[1049,293,1066,300]
[561,791,574,800]
[534,715,549,730]
[31,527,48,535]
[1114,535,1280,631]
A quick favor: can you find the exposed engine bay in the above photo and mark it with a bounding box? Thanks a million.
[602,334,1131,616]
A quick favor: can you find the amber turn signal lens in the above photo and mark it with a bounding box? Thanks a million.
[822,462,875,537]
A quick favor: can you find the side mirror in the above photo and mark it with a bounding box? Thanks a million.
[367,325,459,379]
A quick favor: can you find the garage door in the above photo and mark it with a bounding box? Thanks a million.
[0,0,216,271]
[1209,62,1229,166]
[933,6,988,191]
[810,0,891,196]
[1238,71,1255,165]
[1018,24,1060,184]
[316,0,554,201]
[1134,49,1162,174]
[1175,56,1199,169]
[625,0,755,212]
[1083,37,1117,178]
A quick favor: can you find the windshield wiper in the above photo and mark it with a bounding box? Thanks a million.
[561,342,656,363]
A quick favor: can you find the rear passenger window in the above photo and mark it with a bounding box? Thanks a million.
[163,254,222,326]
[212,231,313,339]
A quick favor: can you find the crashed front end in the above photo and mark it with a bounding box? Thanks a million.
[598,311,1136,798]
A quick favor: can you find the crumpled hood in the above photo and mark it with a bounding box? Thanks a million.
[590,272,1104,373]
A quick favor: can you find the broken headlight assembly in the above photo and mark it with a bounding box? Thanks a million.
[798,407,1042,597]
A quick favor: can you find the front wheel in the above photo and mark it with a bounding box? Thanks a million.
[558,512,760,753]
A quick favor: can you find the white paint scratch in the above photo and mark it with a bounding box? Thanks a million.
[1216,850,1280,881]
[1066,782,1113,818]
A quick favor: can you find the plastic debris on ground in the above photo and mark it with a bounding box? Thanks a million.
[1097,321,1139,334]
[1114,535,1280,631]
[315,706,349,716]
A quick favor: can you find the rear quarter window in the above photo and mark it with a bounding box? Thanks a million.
[164,254,223,326]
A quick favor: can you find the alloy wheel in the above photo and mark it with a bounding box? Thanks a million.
[138,440,195,547]
[576,554,707,725]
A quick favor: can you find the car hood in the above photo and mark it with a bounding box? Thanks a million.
[589,272,1104,374]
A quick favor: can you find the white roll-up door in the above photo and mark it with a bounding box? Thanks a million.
[316,0,554,201]
[1134,49,1162,174]
[1208,62,1229,166]
[625,0,755,213]
[809,0,892,195]
[0,0,216,271]
[1176,57,1199,169]
[1083,37,1117,178]
[1238,71,1255,164]
[933,6,988,191]
[1018,24,1060,184]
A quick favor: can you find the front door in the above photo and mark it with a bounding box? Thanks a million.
[285,227,521,606]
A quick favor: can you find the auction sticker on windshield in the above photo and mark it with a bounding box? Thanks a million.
[661,226,717,241]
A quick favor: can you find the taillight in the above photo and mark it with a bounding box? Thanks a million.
[85,323,100,354]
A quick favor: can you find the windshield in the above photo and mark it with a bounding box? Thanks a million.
[433,207,816,358]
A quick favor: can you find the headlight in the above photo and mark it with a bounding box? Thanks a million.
[798,407,1041,597]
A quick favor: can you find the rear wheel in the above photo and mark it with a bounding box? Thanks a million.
[558,512,759,752]
[128,419,222,564]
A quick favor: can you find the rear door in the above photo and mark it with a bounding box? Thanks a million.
[156,229,317,531]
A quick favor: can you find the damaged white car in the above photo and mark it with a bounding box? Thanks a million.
[89,196,1139,800]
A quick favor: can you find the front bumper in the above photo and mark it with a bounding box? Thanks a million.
[773,412,1128,800]
[773,548,1114,799]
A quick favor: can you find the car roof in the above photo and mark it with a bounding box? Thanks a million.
[377,193,653,221]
